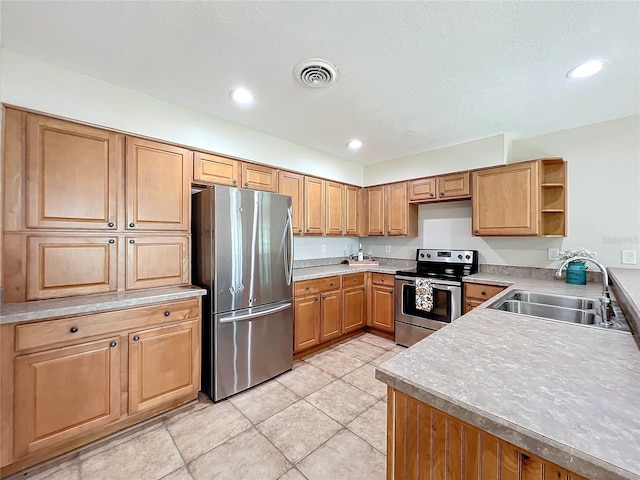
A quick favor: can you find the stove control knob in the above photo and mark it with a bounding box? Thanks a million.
[419,253,425,258]
[426,254,431,258]
[458,254,463,259]
[465,255,471,259]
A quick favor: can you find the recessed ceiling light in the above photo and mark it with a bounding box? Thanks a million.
[566,60,603,79]
[347,139,362,151]
[229,88,254,104]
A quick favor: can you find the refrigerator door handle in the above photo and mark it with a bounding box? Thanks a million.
[218,302,292,324]
[284,207,294,286]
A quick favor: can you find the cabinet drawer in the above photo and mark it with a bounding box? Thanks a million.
[294,276,341,296]
[15,299,200,352]
[371,273,395,286]
[464,283,506,301]
[342,273,365,287]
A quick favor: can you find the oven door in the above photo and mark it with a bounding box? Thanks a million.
[395,276,462,330]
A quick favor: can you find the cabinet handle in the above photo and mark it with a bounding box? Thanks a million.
[474,229,479,234]
[233,179,237,184]
[129,239,135,244]
[439,192,444,197]
[466,302,471,306]
[298,229,302,233]
[109,239,115,244]
[362,287,366,291]
[323,295,327,299]
[380,278,384,283]
[307,229,310,233]
[70,326,78,333]
[129,222,135,228]
[353,278,357,282]
[108,222,115,228]
[315,296,319,301]
[133,335,140,341]
[481,291,486,296]
[164,311,171,317]
[329,282,334,286]
[305,286,310,290]
[244,182,249,187]
[387,231,391,234]
[110,341,117,348]
[430,193,434,197]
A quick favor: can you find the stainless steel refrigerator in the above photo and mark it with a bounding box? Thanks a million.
[192,185,294,401]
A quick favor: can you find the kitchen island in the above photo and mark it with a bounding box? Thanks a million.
[376,273,640,480]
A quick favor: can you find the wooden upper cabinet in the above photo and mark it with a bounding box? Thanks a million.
[366,186,385,236]
[26,235,118,300]
[304,176,325,235]
[345,185,359,236]
[472,161,539,236]
[325,181,345,235]
[193,152,240,187]
[14,337,121,457]
[128,320,199,414]
[409,172,470,202]
[438,172,470,200]
[278,171,304,235]
[242,163,278,192]
[126,137,191,231]
[26,115,121,230]
[385,182,418,236]
[126,235,189,290]
[408,177,437,202]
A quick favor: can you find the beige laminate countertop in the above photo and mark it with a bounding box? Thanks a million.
[292,262,414,281]
[0,285,207,324]
[377,272,640,480]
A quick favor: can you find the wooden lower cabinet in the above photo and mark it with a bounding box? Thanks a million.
[319,290,342,342]
[343,285,366,333]
[14,338,121,458]
[0,298,201,476]
[370,274,395,333]
[387,388,588,480]
[464,282,506,313]
[294,293,321,352]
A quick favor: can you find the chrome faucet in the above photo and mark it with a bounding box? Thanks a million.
[555,256,613,325]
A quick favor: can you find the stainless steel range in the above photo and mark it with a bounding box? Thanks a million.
[395,249,478,347]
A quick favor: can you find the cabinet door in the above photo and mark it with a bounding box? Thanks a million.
[278,171,304,235]
[437,172,470,200]
[129,320,199,414]
[319,290,342,342]
[294,294,320,352]
[14,337,121,456]
[408,177,436,202]
[371,285,395,332]
[126,137,190,231]
[385,182,408,236]
[126,235,189,290]
[242,163,278,192]
[344,185,359,236]
[304,176,325,235]
[472,162,539,236]
[343,286,366,333]
[366,186,385,236]
[27,235,118,300]
[193,152,240,187]
[325,181,345,236]
[26,115,120,230]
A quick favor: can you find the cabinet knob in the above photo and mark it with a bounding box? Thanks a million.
[439,192,444,197]
[129,239,135,244]
[481,291,487,296]
[474,229,479,234]
[305,286,310,290]
[298,229,302,233]
[353,278,357,282]
[307,229,310,233]
[244,182,249,187]
[233,179,237,184]
[129,222,135,228]
[315,296,319,301]
[110,341,117,348]
[380,278,384,283]
[108,222,115,228]
[133,335,140,342]
[109,239,115,244]
[362,287,366,291]
[329,282,334,286]
[466,302,471,306]
[164,311,171,317]
[430,193,434,197]
[323,295,327,299]
[70,326,78,333]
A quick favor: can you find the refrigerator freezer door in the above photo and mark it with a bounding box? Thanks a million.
[214,188,292,313]
[210,300,293,401]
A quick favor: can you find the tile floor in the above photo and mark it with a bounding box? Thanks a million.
[8,333,405,480]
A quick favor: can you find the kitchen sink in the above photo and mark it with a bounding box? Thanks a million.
[505,291,596,310]
[488,290,631,333]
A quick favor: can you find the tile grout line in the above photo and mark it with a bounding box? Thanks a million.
[164,424,192,480]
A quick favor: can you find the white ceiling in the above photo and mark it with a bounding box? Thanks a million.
[2,1,639,165]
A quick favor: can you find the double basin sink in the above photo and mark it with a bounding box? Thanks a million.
[489,290,631,333]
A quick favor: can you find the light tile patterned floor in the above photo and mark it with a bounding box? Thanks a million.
[8,333,405,480]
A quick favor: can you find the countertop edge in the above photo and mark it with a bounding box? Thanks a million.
[375,367,637,480]
[609,268,640,345]
[0,286,207,324]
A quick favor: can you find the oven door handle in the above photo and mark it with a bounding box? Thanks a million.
[395,277,461,291]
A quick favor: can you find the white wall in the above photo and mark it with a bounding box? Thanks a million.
[0,50,363,186]
[363,115,640,269]
[364,134,507,186]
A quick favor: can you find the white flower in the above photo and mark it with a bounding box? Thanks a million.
[557,247,597,262]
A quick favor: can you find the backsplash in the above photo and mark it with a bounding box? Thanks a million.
[293,256,416,270]
[479,264,604,284]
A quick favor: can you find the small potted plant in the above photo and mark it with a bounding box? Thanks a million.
[557,247,597,285]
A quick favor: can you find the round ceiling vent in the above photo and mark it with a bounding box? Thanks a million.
[293,59,339,88]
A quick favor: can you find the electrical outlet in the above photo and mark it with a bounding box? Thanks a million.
[385,245,391,253]
[547,248,559,261]
[622,250,637,265]
[321,244,326,253]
